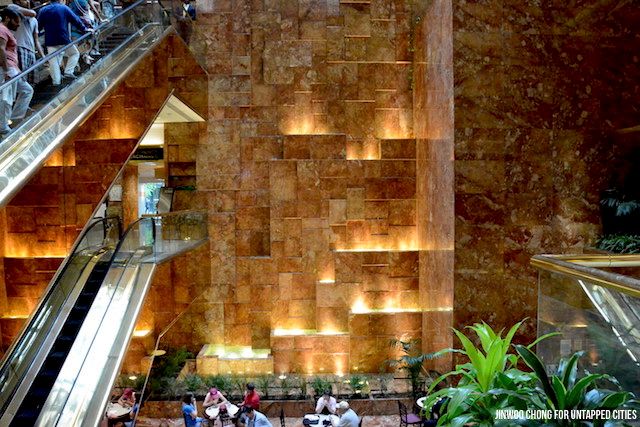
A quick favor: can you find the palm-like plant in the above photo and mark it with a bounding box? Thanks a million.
[387,338,448,401]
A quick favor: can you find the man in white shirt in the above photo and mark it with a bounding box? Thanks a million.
[335,401,359,427]
[315,390,337,415]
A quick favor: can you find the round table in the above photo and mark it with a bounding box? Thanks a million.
[205,403,239,419]
[416,396,427,408]
[303,413,339,426]
[106,402,131,419]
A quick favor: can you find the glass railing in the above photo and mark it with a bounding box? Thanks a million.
[532,254,640,396]
[34,210,207,426]
[0,0,172,207]
[0,216,121,421]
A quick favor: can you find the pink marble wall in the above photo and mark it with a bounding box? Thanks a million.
[452,0,639,340]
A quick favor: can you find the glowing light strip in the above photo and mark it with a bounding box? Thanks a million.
[350,307,452,314]
[272,328,348,336]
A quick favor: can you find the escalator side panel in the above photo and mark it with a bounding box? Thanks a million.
[8,259,112,427]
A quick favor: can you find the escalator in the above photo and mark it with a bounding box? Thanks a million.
[11,257,112,426]
[0,0,173,207]
[532,254,640,396]
[30,28,136,109]
[0,211,207,426]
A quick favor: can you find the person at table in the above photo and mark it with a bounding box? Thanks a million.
[315,389,337,415]
[182,392,204,427]
[118,388,136,408]
[239,382,260,410]
[203,387,228,420]
[107,388,136,427]
[335,401,359,427]
[236,406,272,427]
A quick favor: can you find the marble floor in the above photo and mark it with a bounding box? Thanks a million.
[134,415,400,426]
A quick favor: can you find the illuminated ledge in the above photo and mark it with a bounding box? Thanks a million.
[350,307,453,315]
[272,328,348,337]
[132,329,151,338]
[198,344,271,359]
[334,248,419,253]
[318,279,336,284]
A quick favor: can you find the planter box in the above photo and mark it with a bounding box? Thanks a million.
[140,397,415,419]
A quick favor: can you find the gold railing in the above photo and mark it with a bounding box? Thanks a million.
[531,254,640,298]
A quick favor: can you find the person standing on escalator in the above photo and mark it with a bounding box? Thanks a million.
[7,0,44,85]
[37,0,90,85]
[0,7,34,137]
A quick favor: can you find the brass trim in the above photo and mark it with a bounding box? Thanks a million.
[531,255,640,298]
[539,254,640,267]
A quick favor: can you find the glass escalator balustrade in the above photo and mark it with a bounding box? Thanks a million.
[533,255,640,396]
[0,0,172,207]
[0,216,121,425]
[0,211,207,427]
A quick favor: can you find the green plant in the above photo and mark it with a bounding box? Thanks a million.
[279,375,294,399]
[230,376,246,399]
[422,320,555,426]
[310,376,332,397]
[255,374,274,399]
[596,234,640,254]
[181,373,205,394]
[291,375,307,399]
[387,338,447,400]
[146,347,194,399]
[515,347,637,426]
[348,374,368,396]
[116,374,147,392]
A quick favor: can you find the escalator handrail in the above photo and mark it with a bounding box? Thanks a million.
[35,216,156,426]
[531,254,640,298]
[0,0,153,93]
[53,211,207,426]
[0,217,120,417]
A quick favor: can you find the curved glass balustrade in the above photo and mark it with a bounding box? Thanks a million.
[532,254,640,396]
[23,211,206,426]
[0,0,172,207]
[0,216,121,423]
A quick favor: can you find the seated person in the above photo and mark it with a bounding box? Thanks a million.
[182,392,204,427]
[335,401,358,427]
[203,387,228,419]
[239,382,260,410]
[236,406,272,427]
[118,388,136,408]
[107,388,136,427]
[315,390,337,415]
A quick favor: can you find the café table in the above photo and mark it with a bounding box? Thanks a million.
[106,402,131,424]
[205,403,240,419]
[303,413,339,426]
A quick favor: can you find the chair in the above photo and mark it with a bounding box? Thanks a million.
[398,401,422,427]
[219,411,235,426]
[279,408,286,427]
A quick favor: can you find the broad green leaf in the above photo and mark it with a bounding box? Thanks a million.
[551,376,567,409]
[565,374,604,408]
[526,331,562,350]
[601,391,632,409]
[515,344,558,409]
[560,351,583,389]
